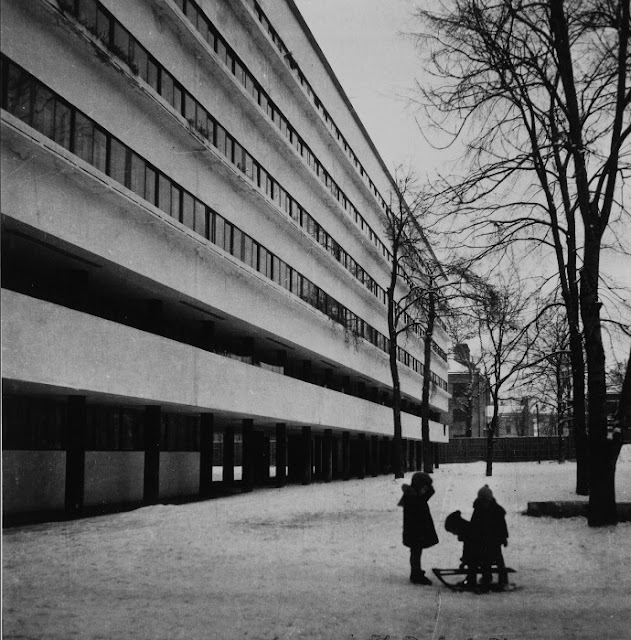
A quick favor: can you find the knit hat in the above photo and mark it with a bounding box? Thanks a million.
[411,471,433,488]
[477,485,494,501]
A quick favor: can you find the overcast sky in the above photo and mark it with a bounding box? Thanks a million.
[293,0,450,178]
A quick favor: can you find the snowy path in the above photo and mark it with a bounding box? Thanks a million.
[3,450,631,640]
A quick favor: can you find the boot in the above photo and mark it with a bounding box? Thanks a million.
[410,570,432,585]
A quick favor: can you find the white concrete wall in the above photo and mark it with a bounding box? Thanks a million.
[0,117,429,400]
[159,453,201,499]
[2,451,66,514]
[84,452,145,508]
[2,289,448,442]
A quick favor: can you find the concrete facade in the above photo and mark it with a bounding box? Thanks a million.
[1,0,450,519]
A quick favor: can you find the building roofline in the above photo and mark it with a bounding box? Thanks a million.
[285,0,400,195]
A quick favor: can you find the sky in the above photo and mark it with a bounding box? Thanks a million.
[293,0,449,178]
[293,0,631,362]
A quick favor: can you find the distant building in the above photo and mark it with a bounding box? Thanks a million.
[448,351,490,438]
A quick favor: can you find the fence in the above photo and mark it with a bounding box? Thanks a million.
[436,436,574,464]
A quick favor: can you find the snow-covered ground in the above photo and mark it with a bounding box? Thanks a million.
[3,447,631,640]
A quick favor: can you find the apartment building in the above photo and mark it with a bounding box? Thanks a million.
[1,0,450,520]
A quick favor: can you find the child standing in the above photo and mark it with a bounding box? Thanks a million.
[470,485,509,590]
[398,472,438,585]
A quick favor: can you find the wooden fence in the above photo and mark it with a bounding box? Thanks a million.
[436,436,574,464]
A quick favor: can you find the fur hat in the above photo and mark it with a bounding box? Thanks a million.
[411,471,433,488]
[477,485,494,501]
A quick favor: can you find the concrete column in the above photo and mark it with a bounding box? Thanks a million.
[434,442,440,469]
[357,433,367,479]
[199,413,214,498]
[381,437,390,474]
[144,299,163,334]
[342,431,351,480]
[143,405,161,505]
[61,269,89,310]
[371,435,379,476]
[262,435,271,483]
[241,419,254,492]
[65,395,86,516]
[201,321,215,352]
[276,349,287,369]
[223,425,235,487]
[314,436,323,480]
[301,426,312,485]
[242,337,256,364]
[275,423,287,487]
[322,429,333,482]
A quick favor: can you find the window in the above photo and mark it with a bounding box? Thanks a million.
[96,6,111,43]
[243,235,255,269]
[222,219,233,253]
[53,100,72,150]
[184,1,198,28]
[234,141,245,172]
[196,107,209,139]
[157,173,171,215]
[147,58,159,93]
[161,71,174,106]
[109,138,128,185]
[132,42,148,78]
[31,84,55,138]
[291,270,302,296]
[194,199,206,237]
[129,152,145,198]
[170,184,181,221]
[77,0,97,31]
[145,166,157,205]
[184,93,196,123]
[214,123,225,154]
[258,246,268,276]
[214,214,225,248]
[182,191,195,229]
[6,62,32,124]
[232,227,243,260]
[113,23,130,61]
[271,255,281,284]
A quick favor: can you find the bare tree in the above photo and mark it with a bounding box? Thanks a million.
[413,0,630,523]
[469,271,543,476]
[384,170,453,476]
[384,170,428,478]
[517,304,572,462]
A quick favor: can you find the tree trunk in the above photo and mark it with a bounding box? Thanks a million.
[485,401,498,477]
[387,286,403,479]
[421,289,436,473]
[581,239,618,525]
[569,327,588,494]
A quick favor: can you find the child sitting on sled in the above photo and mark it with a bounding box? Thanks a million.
[445,486,509,591]
[444,510,479,589]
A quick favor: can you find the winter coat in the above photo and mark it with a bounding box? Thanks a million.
[398,484,439,549]
[470,498,508,562]
[446,513,479,568]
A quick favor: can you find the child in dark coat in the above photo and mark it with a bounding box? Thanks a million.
[398,471,439,585]
[444,510,479,589]
[470,485,509,590]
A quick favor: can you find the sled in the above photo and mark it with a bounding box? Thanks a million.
[432,567,516,592]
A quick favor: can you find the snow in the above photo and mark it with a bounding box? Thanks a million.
[3,447,631,640]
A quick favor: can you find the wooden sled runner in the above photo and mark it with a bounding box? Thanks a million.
[432,567,517,592]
